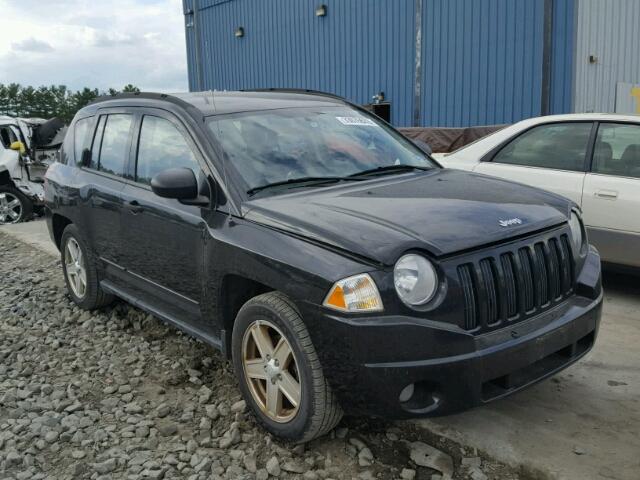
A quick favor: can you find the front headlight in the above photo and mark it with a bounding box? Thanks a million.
[323,273,383,313]
[568,210,584,253]
[394,254,438,306]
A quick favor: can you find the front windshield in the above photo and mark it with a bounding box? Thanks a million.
[206,106,437,194]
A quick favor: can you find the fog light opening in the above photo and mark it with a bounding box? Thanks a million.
[399,380,441,414]
[398,383,415,403]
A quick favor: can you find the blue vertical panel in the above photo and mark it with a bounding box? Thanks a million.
[421,0,546,127]
[549,0,575,114]
[192,0,416,126]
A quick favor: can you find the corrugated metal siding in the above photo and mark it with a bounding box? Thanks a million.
[574,0,640,113]
[185,0,576,126]
[420,0,545,127]
[193,0,416,126]
[550,0,575,114]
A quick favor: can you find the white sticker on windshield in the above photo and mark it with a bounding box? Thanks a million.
[336,116,378,127]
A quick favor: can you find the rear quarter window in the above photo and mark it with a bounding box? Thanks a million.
[73,117,91,165]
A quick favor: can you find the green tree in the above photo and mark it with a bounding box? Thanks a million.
[0,83,140,122]
[67,87,100,120]
[2,83,22,116]
[18,85,36,116]
[108,84,141,96]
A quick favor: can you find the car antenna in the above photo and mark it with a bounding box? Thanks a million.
[208,89,234,225]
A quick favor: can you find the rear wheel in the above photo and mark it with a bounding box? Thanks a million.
[61,224,114,310]
[232,292,343,442]
[0,186,33,224]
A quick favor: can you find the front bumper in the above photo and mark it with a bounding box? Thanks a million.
[300,247,603,418]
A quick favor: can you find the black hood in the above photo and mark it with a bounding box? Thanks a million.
[243,169,571,265]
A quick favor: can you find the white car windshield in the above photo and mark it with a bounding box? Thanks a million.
[207,106,436,194]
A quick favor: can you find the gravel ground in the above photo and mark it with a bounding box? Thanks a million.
[0,232,531,480]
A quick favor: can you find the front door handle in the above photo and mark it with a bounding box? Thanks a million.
[595,189,618,200]
[128,200,143,214]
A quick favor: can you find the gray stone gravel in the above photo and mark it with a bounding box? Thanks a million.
[0,233,526,480]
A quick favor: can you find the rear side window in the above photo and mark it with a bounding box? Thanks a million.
[592,123,640,179]
[135,115,199,185]
[92,114,133,176]
[492,122,593,172]
[74,118,91,164]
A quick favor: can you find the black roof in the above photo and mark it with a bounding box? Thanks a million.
[86,89,348,117]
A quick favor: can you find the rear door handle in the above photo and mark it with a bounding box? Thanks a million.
[595,189,618,199]
[128,200,144,214]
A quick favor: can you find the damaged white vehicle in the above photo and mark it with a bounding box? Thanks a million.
[0,116,66,224]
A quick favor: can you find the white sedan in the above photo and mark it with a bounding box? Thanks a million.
[436,114,640,268]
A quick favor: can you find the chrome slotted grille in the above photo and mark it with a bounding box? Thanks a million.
[458,233,575,332]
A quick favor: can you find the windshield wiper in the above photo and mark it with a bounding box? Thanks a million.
[246,166,430,196]
[247,176,363,196]
[347,164,432,178]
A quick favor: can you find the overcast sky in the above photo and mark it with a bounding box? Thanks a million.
[0,0,188,92]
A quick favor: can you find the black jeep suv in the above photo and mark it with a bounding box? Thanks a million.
[45,91,602,442]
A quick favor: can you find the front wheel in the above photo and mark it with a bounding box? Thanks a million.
[0,186,33,224]
[232,292,343,442]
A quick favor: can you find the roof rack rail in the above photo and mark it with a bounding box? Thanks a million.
[85,91,209,121]
[88,91,176,106]
[239,88,347,102]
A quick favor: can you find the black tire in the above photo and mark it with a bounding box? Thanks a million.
[0,185,33,224]
[60,224,114,310]
[232,292,343,443]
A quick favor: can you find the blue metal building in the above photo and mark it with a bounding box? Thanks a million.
[182,0,638,127]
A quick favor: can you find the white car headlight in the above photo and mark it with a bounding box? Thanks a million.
[323,273,383,313]
[394,254,438,306]
[568,211,584,252]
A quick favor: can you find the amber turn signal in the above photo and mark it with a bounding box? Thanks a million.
[323,273,383,313]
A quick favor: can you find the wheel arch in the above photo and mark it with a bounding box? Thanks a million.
[219,273,274,357]
[52,214,73,249]
[211,224,375,357]
[0,169,14,186]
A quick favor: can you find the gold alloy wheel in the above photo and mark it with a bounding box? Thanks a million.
[64,237,87,298]
[242,319,302,423]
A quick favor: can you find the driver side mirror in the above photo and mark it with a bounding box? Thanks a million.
[413,140,433,156]
[150,167,210,206]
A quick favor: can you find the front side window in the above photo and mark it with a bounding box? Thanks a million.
[492,122,593,172]
[136,116,199,185]
[97,114,132,176]
[206,106,435,194]
[592,123,640,179]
